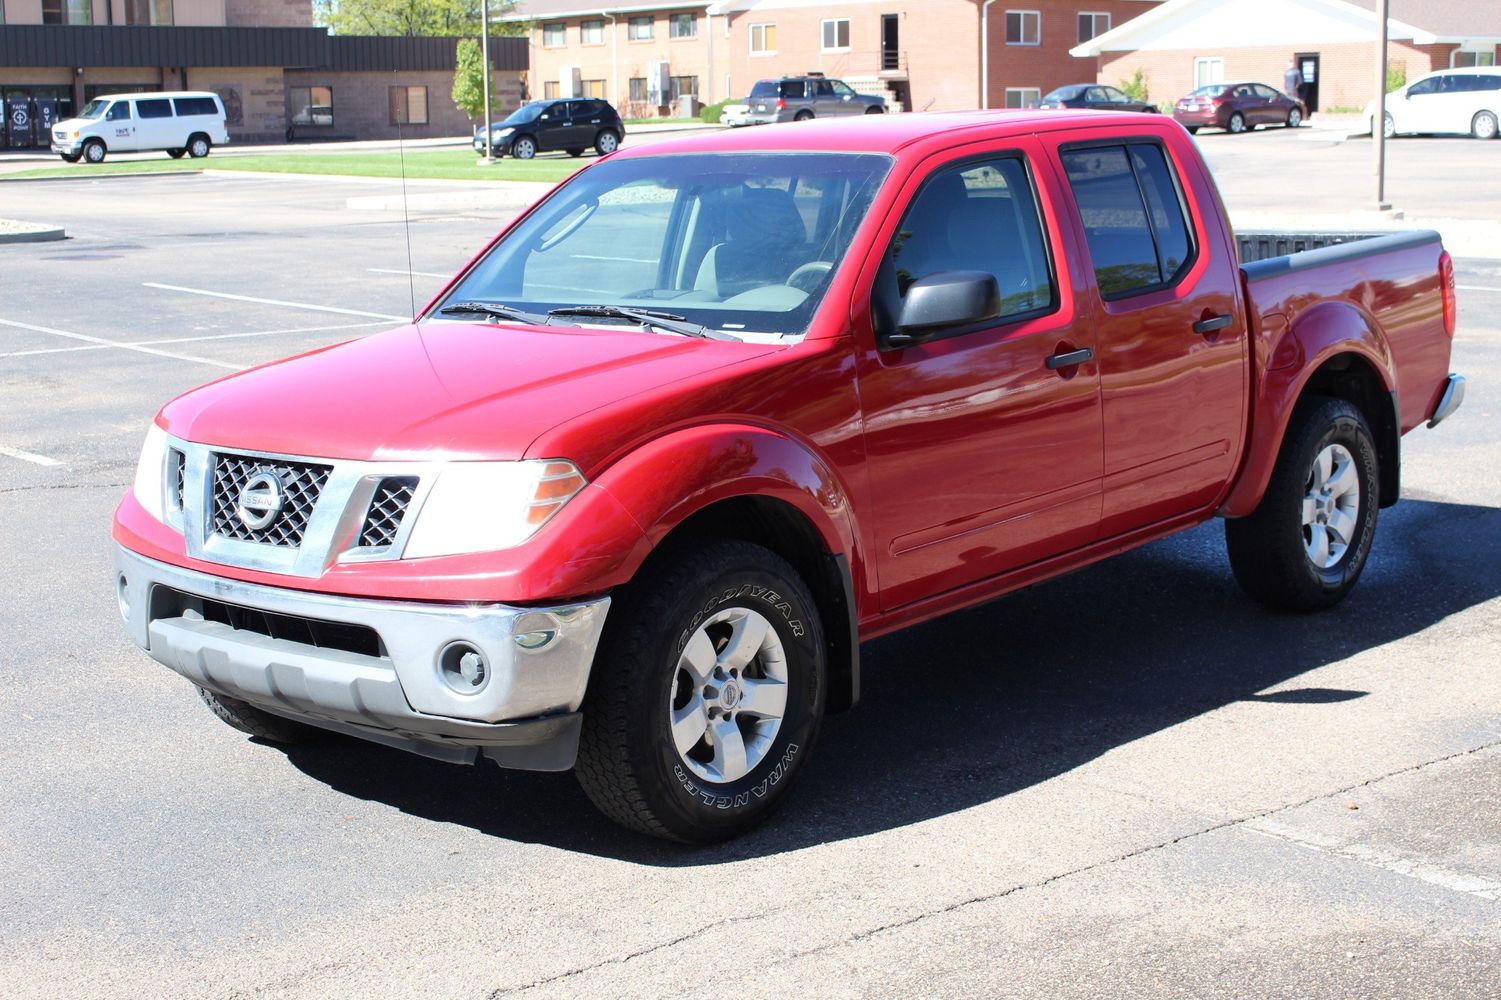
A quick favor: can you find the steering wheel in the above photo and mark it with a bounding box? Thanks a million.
[786,261,833,293]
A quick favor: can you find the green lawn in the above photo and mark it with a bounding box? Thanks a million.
[2,148,585,183]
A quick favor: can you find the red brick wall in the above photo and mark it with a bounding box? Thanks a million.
[983,1,1159,108]
[282,69,524,138]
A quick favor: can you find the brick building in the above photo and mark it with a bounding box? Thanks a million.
[501,0,1162,116]
[1070,0,1501,113]
[0,0,527,148]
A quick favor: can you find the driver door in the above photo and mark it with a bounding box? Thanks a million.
[855,139,1104,610]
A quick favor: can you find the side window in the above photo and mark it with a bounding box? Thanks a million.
[1253,84,1278,99]
[879,157,1055,330]
[815,80,835,97]
[1407,78,1439,97]
[105,102,131,121]
[1061,143,1194,300]
[136,98,174,119]
[1085,87,1109,102]
[1102,87,1130,103]
[780,80,805,99]
[173,97,217,116]
[832,81,856,97]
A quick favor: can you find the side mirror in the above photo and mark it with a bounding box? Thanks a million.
[885,271,1001,347]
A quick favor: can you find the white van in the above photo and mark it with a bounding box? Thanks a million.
[1365,67,1501,140]
[50,91,230,163]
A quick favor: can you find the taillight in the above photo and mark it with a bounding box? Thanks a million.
[1210,98,1225,107]
[1439,249,1456,338]
[776,98,786,111]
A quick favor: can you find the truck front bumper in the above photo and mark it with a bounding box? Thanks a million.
[114,544,610,770]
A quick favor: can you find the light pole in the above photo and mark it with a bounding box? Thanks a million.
[1373,0,1390,210]
[480,0,494,164]
[980,0,997,110]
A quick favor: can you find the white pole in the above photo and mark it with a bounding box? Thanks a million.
[604,10,619,105]
[1374,0,1390,209]
[481,0,494,163]
[981,0,997,110]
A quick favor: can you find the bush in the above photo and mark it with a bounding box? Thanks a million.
[1119,68,1150,104]
[700,99,731,124]
[1386,62,1407,93]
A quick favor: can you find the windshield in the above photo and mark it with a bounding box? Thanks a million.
[500,103,545,126]
[78,99,111,120]
[433,152,892,338]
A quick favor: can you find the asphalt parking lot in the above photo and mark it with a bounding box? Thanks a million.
[2,128,1499,998]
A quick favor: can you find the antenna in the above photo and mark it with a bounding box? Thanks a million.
[395,99,418,319]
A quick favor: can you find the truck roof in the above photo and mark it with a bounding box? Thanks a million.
[612,109,1160,159]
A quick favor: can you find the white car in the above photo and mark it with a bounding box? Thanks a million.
[720,101,754,127]
[1365,67,1500,140]
[51,91,230,164]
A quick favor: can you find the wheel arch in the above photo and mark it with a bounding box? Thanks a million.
[1223,315,1399,518]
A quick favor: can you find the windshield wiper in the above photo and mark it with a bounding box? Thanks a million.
[547,305,740,341]
[437,301,551,326]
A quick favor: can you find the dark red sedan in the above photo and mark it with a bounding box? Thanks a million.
[1173,82,1306,134]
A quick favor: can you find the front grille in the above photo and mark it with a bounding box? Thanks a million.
[169,448,186,510]
[210,453,331,548]
[150,586,383,658]
[358,476,418,548]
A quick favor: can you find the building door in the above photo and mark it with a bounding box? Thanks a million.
[882,14,900,71]
[4,91,36,149]
[1296,52,1320,112]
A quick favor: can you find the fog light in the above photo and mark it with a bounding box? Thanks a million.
[116,573,130,624]
[439,642,488,692]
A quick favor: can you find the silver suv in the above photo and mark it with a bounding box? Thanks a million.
[743,75,886,125]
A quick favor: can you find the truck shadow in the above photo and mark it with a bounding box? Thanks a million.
[280,497,1501,863]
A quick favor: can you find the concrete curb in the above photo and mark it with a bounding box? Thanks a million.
[0,170,203,183]
[0,221,66,242]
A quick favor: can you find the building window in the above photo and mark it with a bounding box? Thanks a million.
[124,0,173,24]
[542,22,566,47]
[1077,12,1109,44]
[582,79,606,98]
[42,0,92,24]
[750,22,777,55]
[1453,49,1496,67]
[544,81,560,99]
[629,77,648,102]
[1005,11,1039,45]
[669,12,696,38]
[1005,87,1040,108]
[1194,57,1224,88]
[670,76,698,100]
[288,86,333,127]
[821,18,850,52]
[581,19,605,45]
[628,16,653,40]
[388,86,428,125]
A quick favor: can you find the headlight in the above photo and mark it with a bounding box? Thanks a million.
[402,460,586,559]
[496,127,514,137]
[132,423,169,523]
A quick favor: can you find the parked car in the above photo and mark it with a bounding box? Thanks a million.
[720,100,753,127]
[743,74,885,124]
[1173,81,1306,134]
[1036,84,1157,114]
[474,97,624,159]
[115,110,1463,844]
[1364,67,1501,139]
[50,91,228,163]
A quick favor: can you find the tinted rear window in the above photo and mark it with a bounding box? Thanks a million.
[174,97,219,116]
[1061,143,1194,299]
[750,81,779,98]
[136,98,174,119]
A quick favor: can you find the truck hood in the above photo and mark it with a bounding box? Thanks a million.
[159,321,782,462]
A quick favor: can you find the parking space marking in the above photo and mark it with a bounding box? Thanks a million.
[1,320,392,359]
[0,317,239,370]
[0,446,62,467]
[368,267,452,279]
[1456,285,1500,292]
[143,283,410,321]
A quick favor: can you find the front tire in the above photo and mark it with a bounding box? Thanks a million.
[196,687,324,744]
[1225,397,1380,612]
[59,152,82,163]
[1383,112,1396,139]
[575,540,826,843]
[511,135,537,159]
[83,139,106,164]
[1227,112,1246,134]
[864,106,884,114]
[1473,111,1498,140]
[1287,108,1303,128]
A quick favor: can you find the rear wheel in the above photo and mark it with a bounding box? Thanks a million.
[794,110,814,122]
[1227,112,1246,134]
[575,540,826,842]
[1473,111,1498,140]
[196,687,324,744]
[1383,112,1396,139]
[511,135,537,159]
[187,134,211,158]
[1287,108,1303,128]
[1225,397,1380,612]
[595,129,619,155]
[83,139,106,163]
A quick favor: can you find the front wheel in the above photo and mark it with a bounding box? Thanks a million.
[1383,112,1396,139]
[1227,112,1246,134]
[510,135,537,159]
[594,129,619,155]
[1225,397,1380,612]
[1473,111,1498,140]
[59,152,82,163]
[1287,108,1303,128]
[196,687,324,744]
[83,139,106,163]
[864,106,884,114]
[575,540,826,842]
[187,135,211,158]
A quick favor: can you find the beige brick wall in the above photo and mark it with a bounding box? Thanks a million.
[525,8,720,114]
[282,69,525,138]
[224,0,310,28]
[186,66,284,141]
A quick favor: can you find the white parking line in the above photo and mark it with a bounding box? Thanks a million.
[0,318,239,370]
[143,283,410,321]
[0,320,392,360]
[0,446,62,467]
[1456,284,1500,292]
[368,267,452,279]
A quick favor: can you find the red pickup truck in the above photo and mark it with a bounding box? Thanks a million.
[113,111,1464,842]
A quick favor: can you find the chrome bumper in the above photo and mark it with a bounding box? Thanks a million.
[1428,373,1465,429]
[114,544,609,770]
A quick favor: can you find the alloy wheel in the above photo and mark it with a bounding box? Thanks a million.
[1302,443,1361,569]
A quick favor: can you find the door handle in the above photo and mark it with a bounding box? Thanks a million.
[1045,347,1093,370]
[1194,314,1233,335]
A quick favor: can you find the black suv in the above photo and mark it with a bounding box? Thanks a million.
[474,98,625,159]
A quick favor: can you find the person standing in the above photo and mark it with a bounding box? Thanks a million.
[1283,57,1303,101]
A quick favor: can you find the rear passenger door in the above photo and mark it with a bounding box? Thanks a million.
[1051,132,1246,536]
[856,138,1104,609]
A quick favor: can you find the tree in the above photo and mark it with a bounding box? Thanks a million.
[452,38,494,124]
[315,0,523,38]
